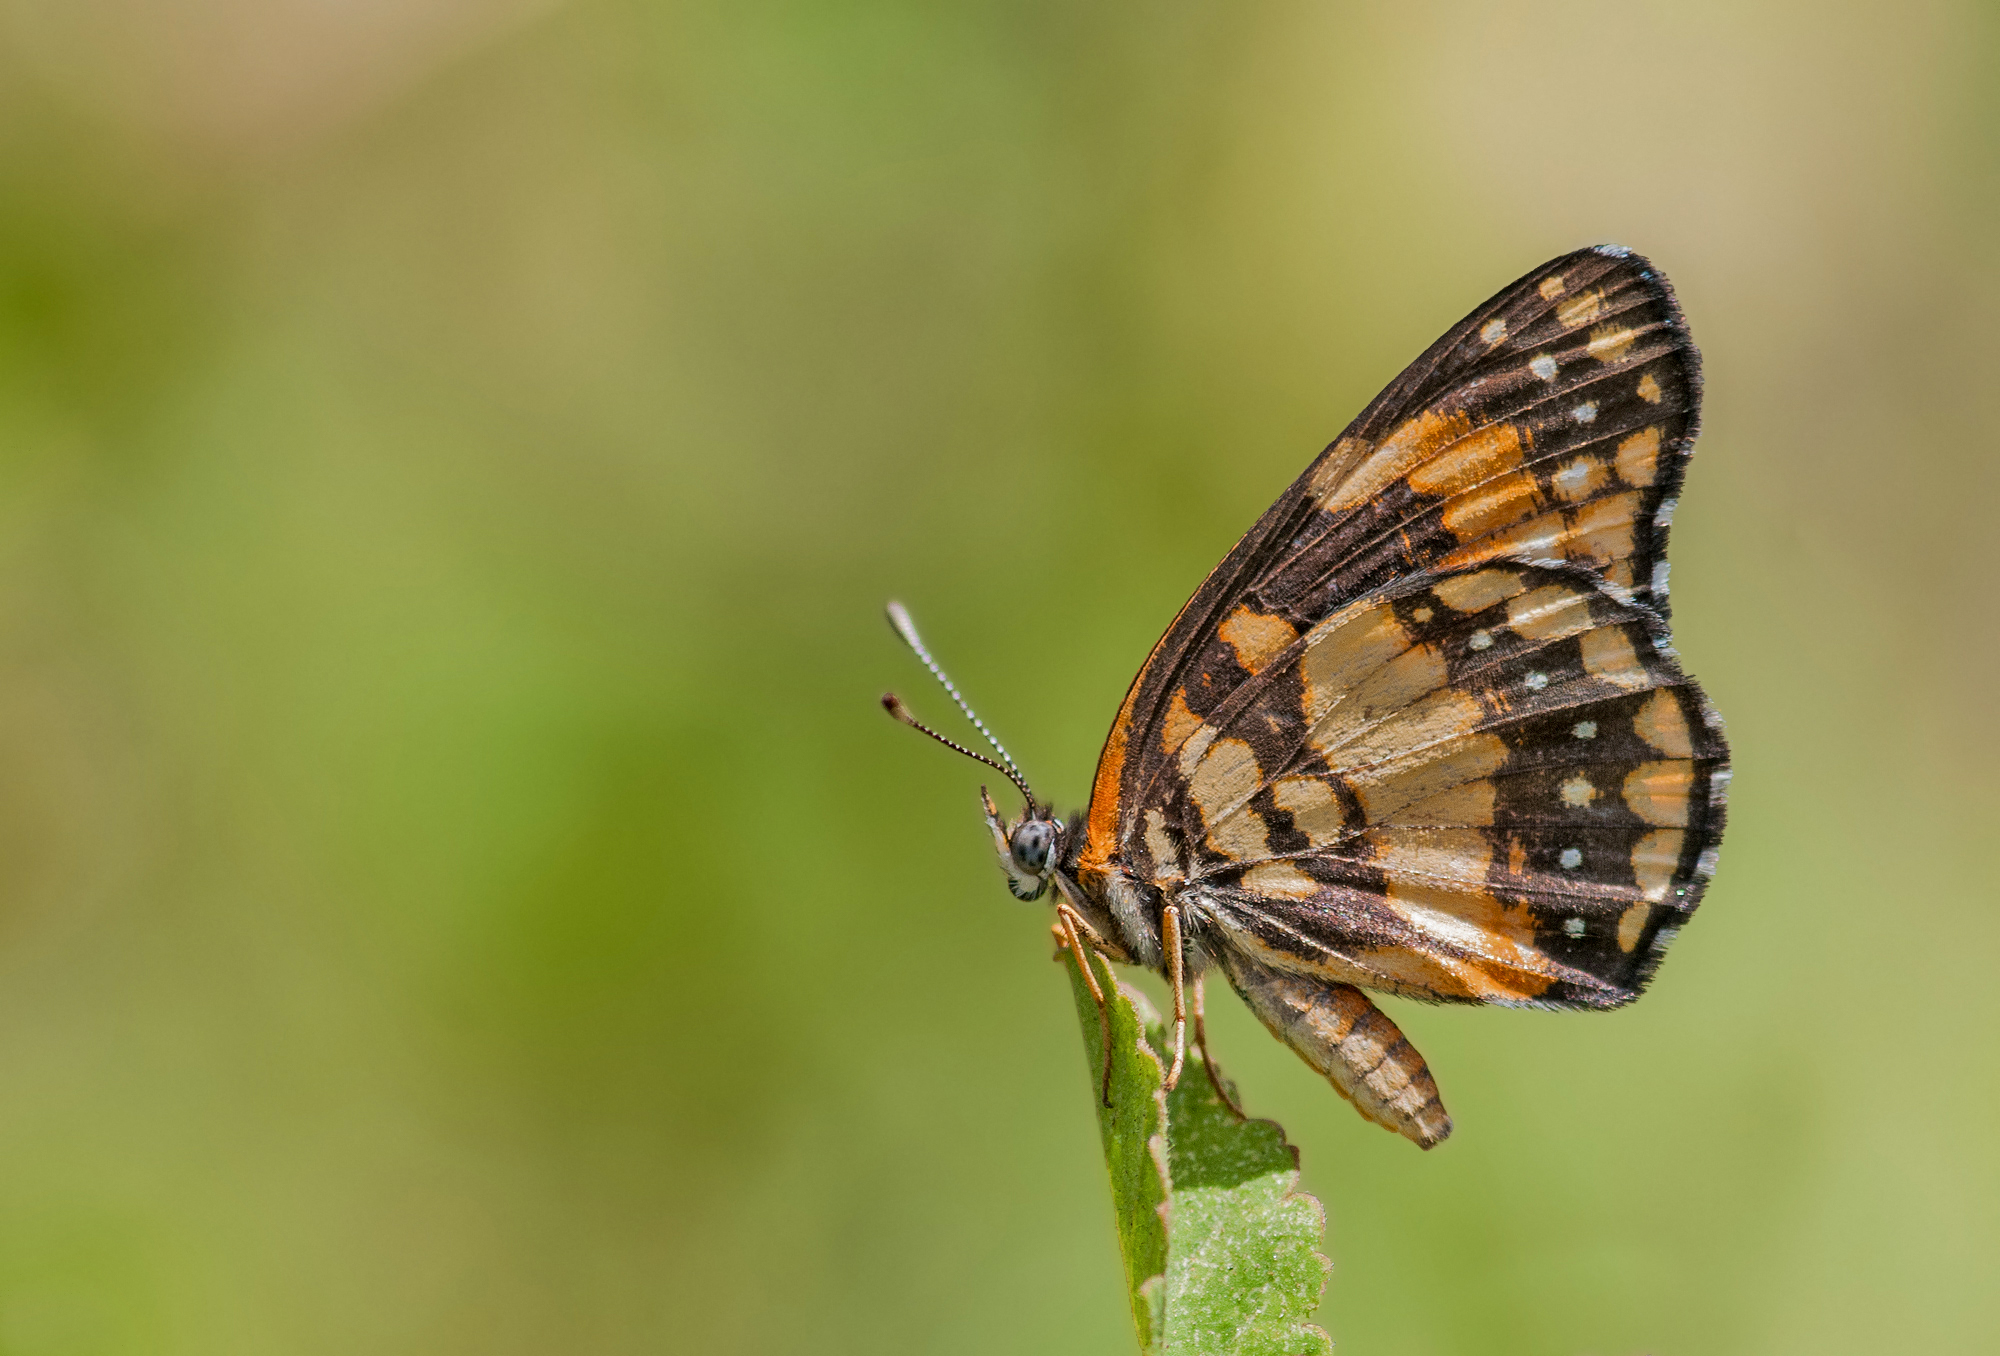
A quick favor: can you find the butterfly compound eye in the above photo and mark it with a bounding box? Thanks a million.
[1009,820,1056,876]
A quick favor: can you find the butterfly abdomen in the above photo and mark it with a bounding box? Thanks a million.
[1221,950,1453,1148]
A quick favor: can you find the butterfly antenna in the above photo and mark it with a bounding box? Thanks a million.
[882,601,1039,809]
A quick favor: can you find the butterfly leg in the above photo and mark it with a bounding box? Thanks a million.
[1192,974,1246,1118]
[1161,904,1186,1091]
[1054,902,1115,1107]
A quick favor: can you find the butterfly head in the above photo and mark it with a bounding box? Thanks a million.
[980,787,1063,901]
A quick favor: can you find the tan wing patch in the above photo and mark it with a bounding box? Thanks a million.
[1187,735,1263,826]
[1219,605,1299,675]
[1555,288,1604,329]
[1566,491,1641,563]
[1633,689,1693,756]
[1616,427,1661,486]
[1345,732,1509,822]
[1143,807,1183,881]
[1369,826,1494,887]
[1623,760,1694,825]
[1588,323,1637,363]
[1272,776,1347,845]
[1241,861,1321,899]
[1632,827,1685,902]
[1309,650,1455,760]
[1432,568,1524,614]
[1504,583,1594,642]
[1299,603,1413,726]
[1581,626,1650,689]
[1378,778,1496,827]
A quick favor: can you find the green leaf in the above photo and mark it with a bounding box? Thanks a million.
[1065,947,1333,1356]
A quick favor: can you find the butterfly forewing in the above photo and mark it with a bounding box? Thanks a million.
[1078,246,1722,1015]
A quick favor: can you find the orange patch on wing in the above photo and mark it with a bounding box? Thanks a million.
[1319,409,1472,514]
[1507,836,1527,875]
[1623,760,1693,826]
[1406,422,1527,498]
[1581,626,1650,689]
[1374,869,1553,1001]
[1436,509,1568,569]
[1566,491,1641,564]
[1588,323,1637,363]
[1219,605,1299,674]
[1081,703,1134,872]
[1556,289,1604,329]
[1616,899,1651,952]
[1605,560,1635,589]
[1440,471,1543,542]
[1538,274,1567,300]
[1161,688,1203,756]
[1634,689,1693,757]
[1637,372,1663,404]
[1550,454,1609,504]
[1616,427,1661,487]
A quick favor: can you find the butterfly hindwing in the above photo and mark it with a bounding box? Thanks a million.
[1140,562,1727,1007]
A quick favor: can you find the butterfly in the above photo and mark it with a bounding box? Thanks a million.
[884,245,1729,1148]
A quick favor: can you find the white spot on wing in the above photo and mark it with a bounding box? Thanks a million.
[1695,847,1720,878]
[1650,924,1680,952]
[1468,629,1494,651]
[1481,318,1507,345]
[1650,559,1671,599]
[1530,353,1558,381]
[1562,916,1587,937]
[1594,243,1632,258]
[1524,670,1549,690]
[1573,402,1598,424]
[1572,720,1597,739]
[1559,847,1583,870]
[1653,497,1678,529]
[1559,774,1597,807]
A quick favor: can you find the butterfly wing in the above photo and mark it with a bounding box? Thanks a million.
[1079,247,1723,1009]
[1155,561,1727,1007]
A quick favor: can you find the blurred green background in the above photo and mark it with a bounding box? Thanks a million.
[0,1,1991,1352]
